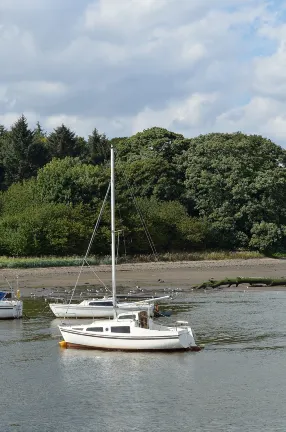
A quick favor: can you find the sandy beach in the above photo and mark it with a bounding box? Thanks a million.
[1,257,286,297]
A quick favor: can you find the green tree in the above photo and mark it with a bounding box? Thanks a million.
[35,157,109,206]
[115,127,188,202]
[87,128,110,165]
[3,115,36,185]
[0,179,38,216]
[116,197,208,254]
[117,156,180,201]
[109,137,127,148]
[116,127,185,161]
[29,122,50,177]
[0,125,9,190]
[76,136,89,162]
[47,124,83,158]
[0,125,7,138]
[182,132,286,248]
[34,121,46,139]
[0,203,94,256]
[249,222,286,253]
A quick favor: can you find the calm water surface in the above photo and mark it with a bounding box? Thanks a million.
[1,291,286,432]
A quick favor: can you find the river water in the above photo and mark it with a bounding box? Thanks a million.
[1,290,286,432]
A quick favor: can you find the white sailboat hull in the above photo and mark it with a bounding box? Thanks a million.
[59,323,197,351]
[49,302,154,318]
[0,300,23,319]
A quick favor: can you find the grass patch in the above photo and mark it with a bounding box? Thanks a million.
[154,251,263,262]
[0,250,265,269]
[271,252,286,259]
[0,256,101,269]
[118,250,263,263]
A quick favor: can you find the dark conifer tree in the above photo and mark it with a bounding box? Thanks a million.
[87,128,110,164]
[47,124,82,158]
[3,115,34,185]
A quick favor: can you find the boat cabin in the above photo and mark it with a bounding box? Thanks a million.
[117,310,149,328]
[70,310,150,334]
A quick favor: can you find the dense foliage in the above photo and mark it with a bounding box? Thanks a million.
[0,117,285,256]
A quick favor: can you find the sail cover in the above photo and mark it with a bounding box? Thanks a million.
[0,292,7,301]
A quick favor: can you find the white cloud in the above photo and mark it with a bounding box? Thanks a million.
[44,113,129,138]
[132,92,218,134]
[0,111,38,128]
[253,41,286,97]
[0,0,44,10]
[0,0,285,143]
[0,25,37,58]
[83,0,168,31]
[14,81,67,97]
[215,96,286,142]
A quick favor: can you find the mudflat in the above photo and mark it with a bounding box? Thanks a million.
[1,258,286,297]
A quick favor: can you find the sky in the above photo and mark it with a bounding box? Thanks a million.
[1,0,286,143]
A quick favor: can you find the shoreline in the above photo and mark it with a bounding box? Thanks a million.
[1,257,286,297]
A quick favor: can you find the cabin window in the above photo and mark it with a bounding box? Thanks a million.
[88,301,113,306]
[111,326,130,333]
[89,302,113,306]
[86,327,103,332]
[118,315,136,320]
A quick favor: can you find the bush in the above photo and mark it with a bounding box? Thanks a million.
[0,203,95,256]
[249,222,286,253]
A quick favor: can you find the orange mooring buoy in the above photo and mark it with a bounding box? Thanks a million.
[59,341,67,348]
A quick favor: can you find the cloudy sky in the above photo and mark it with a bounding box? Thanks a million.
[0,0,286,142]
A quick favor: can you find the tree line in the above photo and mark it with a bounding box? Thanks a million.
[0,115,285,256]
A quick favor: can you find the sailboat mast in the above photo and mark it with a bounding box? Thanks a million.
[111,144,117,313]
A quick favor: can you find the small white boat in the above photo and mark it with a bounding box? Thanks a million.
[49,296,168,318]
[0,291,23,319]
[59,310,198,351]
[59,144,199,352]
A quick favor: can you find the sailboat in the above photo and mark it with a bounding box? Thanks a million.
[0,278,23,319]
[59,145,199,351]
[49,295,168,319]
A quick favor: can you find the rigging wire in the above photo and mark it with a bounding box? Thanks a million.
[83,258,109,291]
[121,172,158,260]
[63,182,111,319]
